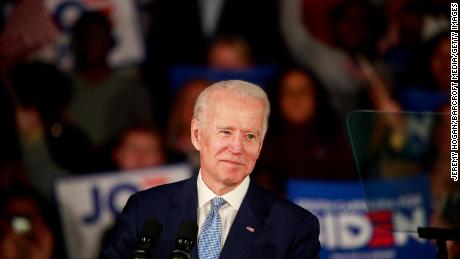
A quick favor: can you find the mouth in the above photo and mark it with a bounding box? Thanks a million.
[220,160,245,166]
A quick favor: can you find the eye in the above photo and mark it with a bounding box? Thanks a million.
[220,130,231,135]
[246,133,256,140]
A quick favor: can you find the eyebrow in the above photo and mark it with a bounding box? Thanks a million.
[217,126,234,131]
[217,126,260,135]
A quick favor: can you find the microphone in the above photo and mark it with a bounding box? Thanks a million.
[169,221,198,259]
[130,218,162,259]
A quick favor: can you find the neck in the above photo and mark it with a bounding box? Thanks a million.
[201,173,238,196]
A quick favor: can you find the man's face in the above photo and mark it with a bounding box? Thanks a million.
[191,90,265,193]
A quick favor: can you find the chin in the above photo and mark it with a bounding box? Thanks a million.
[221,163,246,173]
[220,168,250,184]
[222,176,246,186]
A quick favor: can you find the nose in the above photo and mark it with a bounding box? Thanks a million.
[228,134,243,154]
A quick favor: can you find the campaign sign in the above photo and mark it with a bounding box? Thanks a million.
[42,0,145,69]
[287,176,436,259]
[54,164,192,259]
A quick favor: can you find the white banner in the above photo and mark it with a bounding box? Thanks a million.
[54,164,192,259]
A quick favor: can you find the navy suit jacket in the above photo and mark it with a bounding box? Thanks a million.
[100,176,320,258]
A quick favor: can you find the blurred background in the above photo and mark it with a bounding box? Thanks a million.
[0,0,456,258]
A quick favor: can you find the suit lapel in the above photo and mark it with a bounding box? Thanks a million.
[170,176,199,258]
[219,183,270,259]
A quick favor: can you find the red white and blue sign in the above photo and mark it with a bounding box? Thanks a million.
[287,175,436,259]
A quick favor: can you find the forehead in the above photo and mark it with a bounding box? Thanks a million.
[205,90,265,129]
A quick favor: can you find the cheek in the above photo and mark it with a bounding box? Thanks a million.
[203,136,226,157]
[244,143,262,161]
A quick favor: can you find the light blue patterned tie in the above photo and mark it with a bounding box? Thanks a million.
[198,197,227,259]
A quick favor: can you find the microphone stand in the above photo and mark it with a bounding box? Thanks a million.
[417,227,460,259]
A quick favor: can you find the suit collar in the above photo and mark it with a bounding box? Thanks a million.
[219,180,272,259]
[170,176,273,259]
[172,174,198,207]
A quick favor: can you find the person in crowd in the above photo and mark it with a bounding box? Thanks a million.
[101,80,320,258]
[0,185,63,259]
[111,125,167,171]
[256,67,356,194]
[68,11,153,148]
[360,30,450,113]
[167,79,210,168]
[100,125,168,251]
[207,36,253,70]
[9,62,94,200]
[377,0,426,90]
[147,0,286,68]
[281,0,385,122]
[396,31,449,111]
[144,0,288,127]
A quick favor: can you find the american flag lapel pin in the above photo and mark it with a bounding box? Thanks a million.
[246,226,255,233]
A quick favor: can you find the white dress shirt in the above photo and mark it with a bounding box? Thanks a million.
[197,171,250,247]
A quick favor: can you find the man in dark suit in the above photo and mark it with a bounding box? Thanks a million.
[101,80,320,258]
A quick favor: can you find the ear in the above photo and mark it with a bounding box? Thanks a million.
[191,119,202,151]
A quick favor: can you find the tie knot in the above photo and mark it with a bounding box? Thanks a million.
[211,197,226,211]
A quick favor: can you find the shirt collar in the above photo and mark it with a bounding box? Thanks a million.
[197,170,250,211]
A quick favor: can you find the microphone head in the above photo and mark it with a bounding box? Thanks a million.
[169,221,198,259]
[141,218,162,242]
[176,221,198,243]
[131,219,162,259]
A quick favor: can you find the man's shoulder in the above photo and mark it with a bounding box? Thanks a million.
[252,184,317,221]
[249,185,321,258]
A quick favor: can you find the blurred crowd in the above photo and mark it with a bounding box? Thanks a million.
[0,0,457,258]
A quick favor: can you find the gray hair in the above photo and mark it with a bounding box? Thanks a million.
[193,80,270,136]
